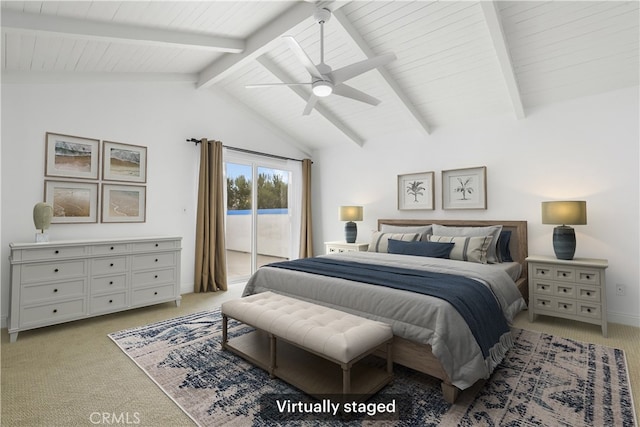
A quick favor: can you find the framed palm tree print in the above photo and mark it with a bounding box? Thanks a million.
[398,171,434,210]
[442,166,487,209]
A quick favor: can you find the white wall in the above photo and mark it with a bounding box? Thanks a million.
[0,81,308,326]
[312,87,640,326]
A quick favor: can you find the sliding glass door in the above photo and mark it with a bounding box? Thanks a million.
[224,151,300,283]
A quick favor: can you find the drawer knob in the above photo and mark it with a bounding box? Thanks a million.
[540,270,546,275]
[563,304,567,309]
[154,275,158,279]
[562,273,567,277]
[54,268,59,273]
[154,291,158,295]
[53,309,58,313]
[110,246,114,250]
[53,289,58,293]
[155,243,159,247]
[54,250,59,254]
[109,299,113,304]
[563,289,567,293]
[587,308,592,313]
[586,291,591,296]
[155,258,159,262]
[110,263,114,267]
[586,275,591,279]
[109,281,113,285]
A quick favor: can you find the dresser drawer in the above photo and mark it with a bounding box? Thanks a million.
[21,279,86,305]
[532,295,554,311]
[21,260,87,283]
[131,268,176,287]
[92,274,127,293]
[531,264,553,280]
[553,267,575,282]
[93,243,130,255]
[18,245,87,261]
[90,292,127,314]
[91,256,128,275]
[133,240,178,252]
[132,253,176,270]
[554,299,577,315]
[20,299,85,327]
[576,269,600,285]
[131,284,176,306]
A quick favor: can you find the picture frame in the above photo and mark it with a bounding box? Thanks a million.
[102,184,146,223]
[398,171,435,210]
[442,166,487,210]
[102,141,147,183]
[45,133,100,180]
[44,180,99,223]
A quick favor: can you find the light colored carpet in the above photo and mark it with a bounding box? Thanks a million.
[2,284,639,426]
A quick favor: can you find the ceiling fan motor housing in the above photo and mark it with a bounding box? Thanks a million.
[314,7,332,24]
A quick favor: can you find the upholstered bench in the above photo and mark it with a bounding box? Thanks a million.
[221,291,393,397]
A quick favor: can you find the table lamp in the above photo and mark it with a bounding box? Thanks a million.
[541,201,587,260]
[339,206,363,243]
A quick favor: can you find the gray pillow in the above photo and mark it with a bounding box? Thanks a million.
[431,224,502,263]
[428,235,493,264]
[368,231,421,252]
[380,224,432,241]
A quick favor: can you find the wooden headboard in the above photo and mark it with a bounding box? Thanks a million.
[377,219,529,299]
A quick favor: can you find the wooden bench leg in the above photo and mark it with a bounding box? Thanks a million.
[386,341,393,375]
[221,314,228,348]
[342,363,351,395]
[269,333,277,378]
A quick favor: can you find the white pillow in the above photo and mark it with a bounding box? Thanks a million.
[431,224,502,263]
[368,231,420,253]
[428,235,493,264]
[380,224,432,241]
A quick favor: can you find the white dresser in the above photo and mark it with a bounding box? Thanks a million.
[8,236,182,342]
[527,255,608,337]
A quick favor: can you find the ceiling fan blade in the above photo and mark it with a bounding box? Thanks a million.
[245,83,310,88]
[332,53,397,84]
[282,35,323,79]
[333,84,381,106]
[303,94,319,116]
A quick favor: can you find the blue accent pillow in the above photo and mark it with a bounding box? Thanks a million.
[387,239,455,259]
[496,230,513,262]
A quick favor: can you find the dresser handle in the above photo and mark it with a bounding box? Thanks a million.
[587,308,592,313]
[54,250,59,254]
[562,289,567,293]
[110,246,114,250]
[586,291,591,296]
[54,268,59,273]
[154,275,158,279]
[109,281,114,285]
[540,270,546,275]
[155,243,159,247]
[154,291,158,295]
[53,309,58,313]
[53,289,58,293]
[110,263,114,267]
[155,258,158,262]
[562,273,567,277]
[585,275,591,279]
[109,299,113,304]
[563,304,568,309]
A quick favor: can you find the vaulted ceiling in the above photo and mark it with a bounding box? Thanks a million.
[2,1,639,152]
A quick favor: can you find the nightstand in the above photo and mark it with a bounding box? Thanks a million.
[324,241,369,255]
[527,255,608,337]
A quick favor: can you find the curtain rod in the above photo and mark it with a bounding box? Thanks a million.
[186,138,308,163]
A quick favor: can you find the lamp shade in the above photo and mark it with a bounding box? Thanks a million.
[339,206,363,222]
[541,201,587,225]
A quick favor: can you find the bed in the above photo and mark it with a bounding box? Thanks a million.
[242,219,528,403]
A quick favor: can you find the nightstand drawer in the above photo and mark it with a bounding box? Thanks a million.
[554,299,577,315]
[553,267,575,282]
[576,285,600,302]
[576,269,600,285]
[532,281,554,295]
[531,264,553,279]
[532,295,554,311]
[578,303,601,319]
[554,283,575,298]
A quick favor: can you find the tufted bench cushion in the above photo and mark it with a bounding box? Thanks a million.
[221,291,394,397]
[221,291,392,364]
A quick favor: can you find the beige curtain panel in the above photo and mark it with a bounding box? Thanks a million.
[194,139,228,292]
[299,158,314,258]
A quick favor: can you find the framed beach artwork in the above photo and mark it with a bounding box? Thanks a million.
[442,166,487,210]
[44,180,99,223]
[398,171,435,210]
[45,133,100,180]
[102,184,146,223]
[103,141,147,183]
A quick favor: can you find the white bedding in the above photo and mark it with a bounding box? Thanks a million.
[242,251,527,389]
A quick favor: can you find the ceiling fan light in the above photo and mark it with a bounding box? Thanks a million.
[312,81,333,97]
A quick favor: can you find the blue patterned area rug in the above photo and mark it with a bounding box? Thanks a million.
[109,309,636,426]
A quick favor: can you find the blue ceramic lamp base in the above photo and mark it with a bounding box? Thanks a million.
[553,225,576,260]
[345,221,357,243]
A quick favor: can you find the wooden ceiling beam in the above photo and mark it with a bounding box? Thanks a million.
[197,2,316,89]
[332,9,432,135]
[480,1,526,119]
[1,10,244,53]
[256,55,365,147]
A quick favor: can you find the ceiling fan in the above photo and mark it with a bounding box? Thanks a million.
[246,7,397,116]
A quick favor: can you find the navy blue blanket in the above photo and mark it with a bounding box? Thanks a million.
[267,257,510,358]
